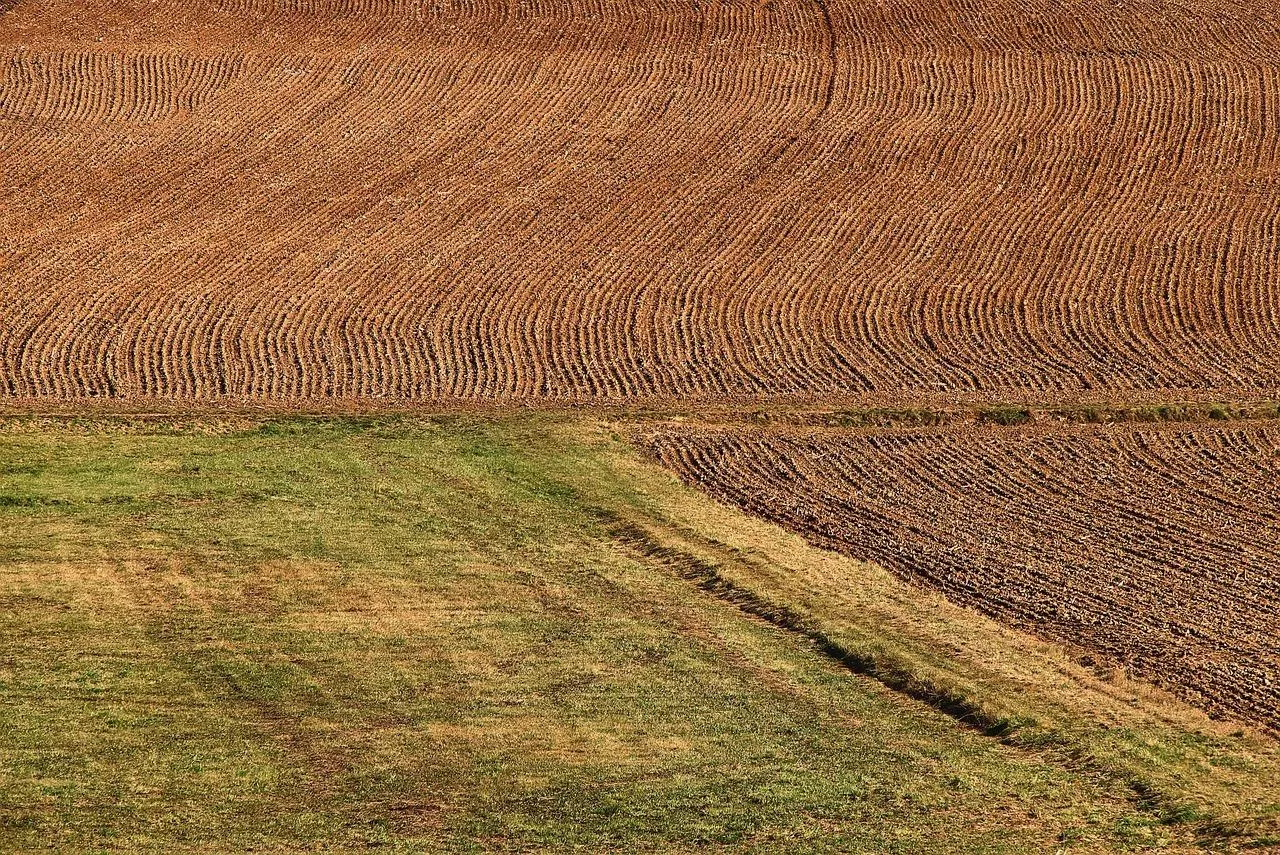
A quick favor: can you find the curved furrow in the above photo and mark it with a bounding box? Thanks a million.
[641,423,1280,731]
[5,0,1280,398]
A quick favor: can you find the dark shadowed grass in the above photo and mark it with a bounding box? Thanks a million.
[0,415,1214,852]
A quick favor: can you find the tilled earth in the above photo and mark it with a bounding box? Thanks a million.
[3,0,1280,400]
[641,421,1280,732]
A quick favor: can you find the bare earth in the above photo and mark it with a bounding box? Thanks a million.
[3,0,1280,399]
[640,421,1280,733]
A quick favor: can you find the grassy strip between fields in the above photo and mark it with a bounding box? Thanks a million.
[0,413,1275,852]
[710,399,1280,429]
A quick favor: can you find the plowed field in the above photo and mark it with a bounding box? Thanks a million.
[640,422,1280,732]
[4,0,1280,400]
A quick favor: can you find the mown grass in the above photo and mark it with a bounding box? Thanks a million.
[0,414,1229,852]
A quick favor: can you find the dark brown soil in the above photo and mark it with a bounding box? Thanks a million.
[641,421,1280,732]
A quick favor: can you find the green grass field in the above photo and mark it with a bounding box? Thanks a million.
[1,414,1276,852]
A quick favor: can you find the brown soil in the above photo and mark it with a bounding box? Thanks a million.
[3,1,1280,400]
[639,421,1280,733]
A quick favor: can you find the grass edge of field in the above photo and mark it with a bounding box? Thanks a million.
[538,416,1280,849]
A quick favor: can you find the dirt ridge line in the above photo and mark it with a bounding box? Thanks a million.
[1,396,1278,428]
[680,399,1280,430]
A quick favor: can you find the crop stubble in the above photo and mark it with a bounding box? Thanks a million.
[641,422,1280,732]
[3,0,1280,399]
